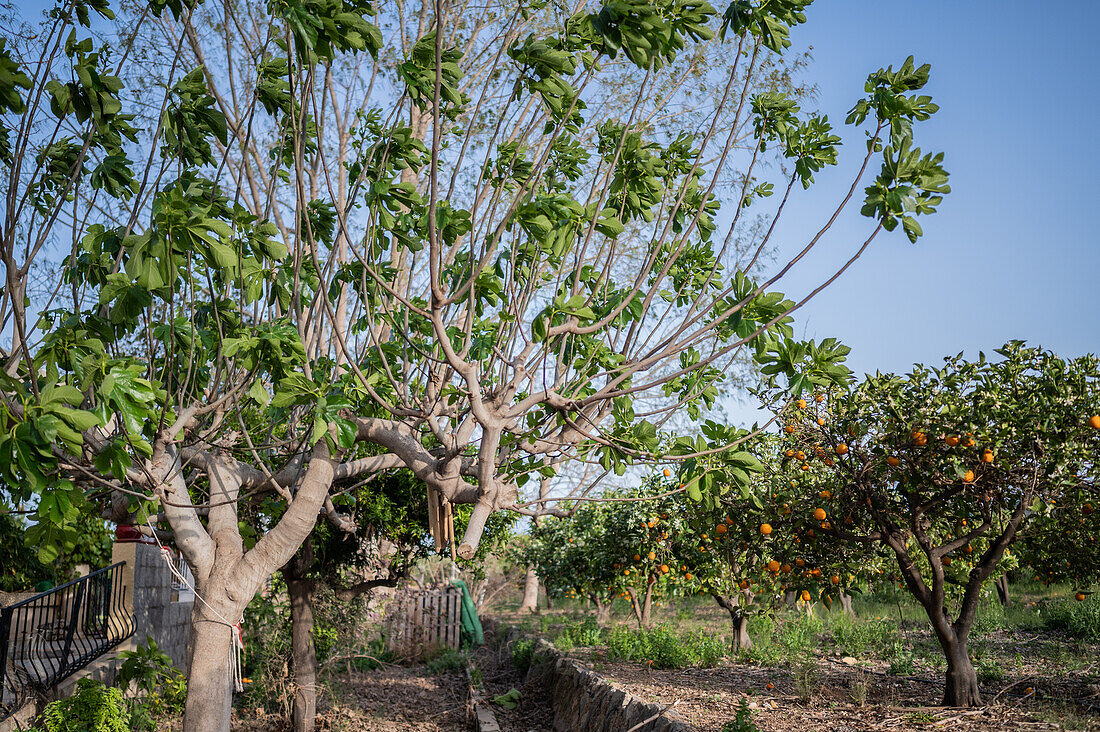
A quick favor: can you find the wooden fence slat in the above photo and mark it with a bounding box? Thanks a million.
[384,585,463,655]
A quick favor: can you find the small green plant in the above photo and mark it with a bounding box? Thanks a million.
[492,688,521,709]
[976,657,1003,683]
[849,668,869,707]
[721,699,760,732]
[511,637,537,674]
[793,657,818,703]
[885,639,917,676]
[425,647,467,674]
[29,679,130,732]
[115,639,187,731]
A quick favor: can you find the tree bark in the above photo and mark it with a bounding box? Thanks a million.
[593,596,610,623]
[287,576,318,732]
[518,568,539,613]
[994,575,1010,607]
[283,536,319,732]
[783,589,798,609]
[183,609,236,730]
[712,594,752,651]
[839,592,855,618]
[942,640,982,706]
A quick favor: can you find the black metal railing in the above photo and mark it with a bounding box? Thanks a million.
[1,562,134,719]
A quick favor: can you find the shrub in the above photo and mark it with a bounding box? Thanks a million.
[115,639,187,731]
[29,679,130,732]
[425,647,467,674]
[511,637,537,675]
[556,617,603,648]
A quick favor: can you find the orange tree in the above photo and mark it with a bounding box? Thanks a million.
[668,430,880,649]
[765,342,1100,706]
[529,486,691,628]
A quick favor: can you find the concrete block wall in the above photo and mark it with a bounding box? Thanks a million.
[112,541,194,670]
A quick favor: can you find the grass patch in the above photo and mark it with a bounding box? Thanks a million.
[606,624,725,669]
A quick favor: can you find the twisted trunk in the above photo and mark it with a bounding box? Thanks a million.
[712,593,752,651]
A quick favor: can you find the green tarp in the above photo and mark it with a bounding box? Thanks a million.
[452,579,483,646]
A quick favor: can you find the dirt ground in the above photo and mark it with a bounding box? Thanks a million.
[579,651,1100,731]
[230,665,469,731]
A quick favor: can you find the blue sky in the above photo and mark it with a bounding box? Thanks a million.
[766,0,1100,378]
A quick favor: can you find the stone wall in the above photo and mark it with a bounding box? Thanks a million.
[510,630,693,732]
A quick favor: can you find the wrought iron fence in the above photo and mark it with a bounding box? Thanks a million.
[1,562,134,720]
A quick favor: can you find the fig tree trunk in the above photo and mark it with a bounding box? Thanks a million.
[183,610,236,730]
[286,575,318,732]
[518,568,539,613]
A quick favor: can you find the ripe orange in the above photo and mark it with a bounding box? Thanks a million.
[981,449,994,464]
[964,544,974,554]
[801,464,810,471]
[623,570,630,576]
[684,572,693,580]
[797,399,807,409]
[810,568,822,578]
[945,435,960,447]
[962,433,976,447]
[830,575,840,585]
[760,523,773,535]
[1075,592,1087,602]
[817,418,826,426]
[647,551,656,560]
[912,430,927,446]
[767,560,781,572]
[814,508,827,521]
[886,456,900,467]
[815,394,824,403]
[795,559,805,568]
[663,468,671,477]
[633,554,641,561]
[1090,415,1100,429]
[824,458,834,466]
[784,425,796,434]
[1085,503,1095,515]
[659,564,669,574]
[739,579,750,590]
[716,524,728,535]
[941,556,952,566]
[835,443,849,456]
[819,490,831,499]
[800,590,811,602]
[785,449,795,458]
[962,469,975,483]
[781,564,792,573]
[795,450,806,461]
